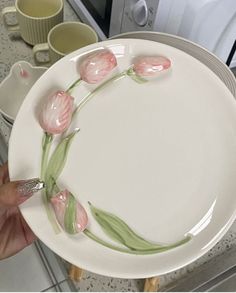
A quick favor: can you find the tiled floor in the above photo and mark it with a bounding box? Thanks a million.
[0,241,75,292]
[0,240,145,292]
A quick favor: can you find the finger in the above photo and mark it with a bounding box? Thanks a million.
[20,214,37,245]
[0,163,9,185]
[0,210,37,260]
[0,178,45,208]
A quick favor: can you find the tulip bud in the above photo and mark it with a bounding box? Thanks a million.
[39,91,74,135]
[132,56,171,79]
[51,190,88,234]
[79,49,117,84]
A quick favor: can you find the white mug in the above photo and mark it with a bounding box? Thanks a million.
[2,0,64,45]
[33,22,98,65]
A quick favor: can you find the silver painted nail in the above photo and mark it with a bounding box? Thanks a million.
[17,178,45,197]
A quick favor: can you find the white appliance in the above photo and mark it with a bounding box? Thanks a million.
[68,0,236,67]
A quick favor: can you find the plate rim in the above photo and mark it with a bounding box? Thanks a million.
[8,38,236,278]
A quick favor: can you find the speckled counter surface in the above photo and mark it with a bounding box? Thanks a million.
[1,1,236,291]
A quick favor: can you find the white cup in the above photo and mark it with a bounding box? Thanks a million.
[2,0,64,45]
[33,22,99,65]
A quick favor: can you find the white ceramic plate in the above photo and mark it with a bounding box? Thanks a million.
[9,39,236,279]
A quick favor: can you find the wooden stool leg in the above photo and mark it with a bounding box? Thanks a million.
[68,264,84,282]
[144,277,160,292]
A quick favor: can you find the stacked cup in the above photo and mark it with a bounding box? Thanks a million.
[1,0,98,126]
[2,0,98,65]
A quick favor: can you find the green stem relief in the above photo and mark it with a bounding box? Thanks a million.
[73,71,127,116]
[41,132,53,180]
[66,78,82,94]
[42,189,61,234]
[126,67,147,84]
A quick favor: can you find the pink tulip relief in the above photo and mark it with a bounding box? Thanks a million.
[51,190,88,234]
[39,91,74,135]
[133,56,171,78]
[37,47,191,252]
[79,49,117,84]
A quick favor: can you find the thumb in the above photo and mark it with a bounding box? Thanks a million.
[0,178,45,208]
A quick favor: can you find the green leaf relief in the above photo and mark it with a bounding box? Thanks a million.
[48,176,60,195]
[45,129,80,198]
[89,203,162,251]
[88,203,191,254]
[64,193,77,234]
[126,67,148,84]
[84,229,191,255]
[40,133,61,234]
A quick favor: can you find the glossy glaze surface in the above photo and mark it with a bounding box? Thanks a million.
[9,39,236,278]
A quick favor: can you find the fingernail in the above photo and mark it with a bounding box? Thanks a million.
[17,178,45,197]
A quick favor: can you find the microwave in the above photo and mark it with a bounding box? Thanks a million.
[68,0,236,67]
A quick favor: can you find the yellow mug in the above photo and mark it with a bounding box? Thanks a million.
[33,22,98,65]
[2,0,64,45]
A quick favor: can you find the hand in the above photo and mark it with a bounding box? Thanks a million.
[0,163,44,260]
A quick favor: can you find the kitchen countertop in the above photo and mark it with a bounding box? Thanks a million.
[1,0,236,291]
